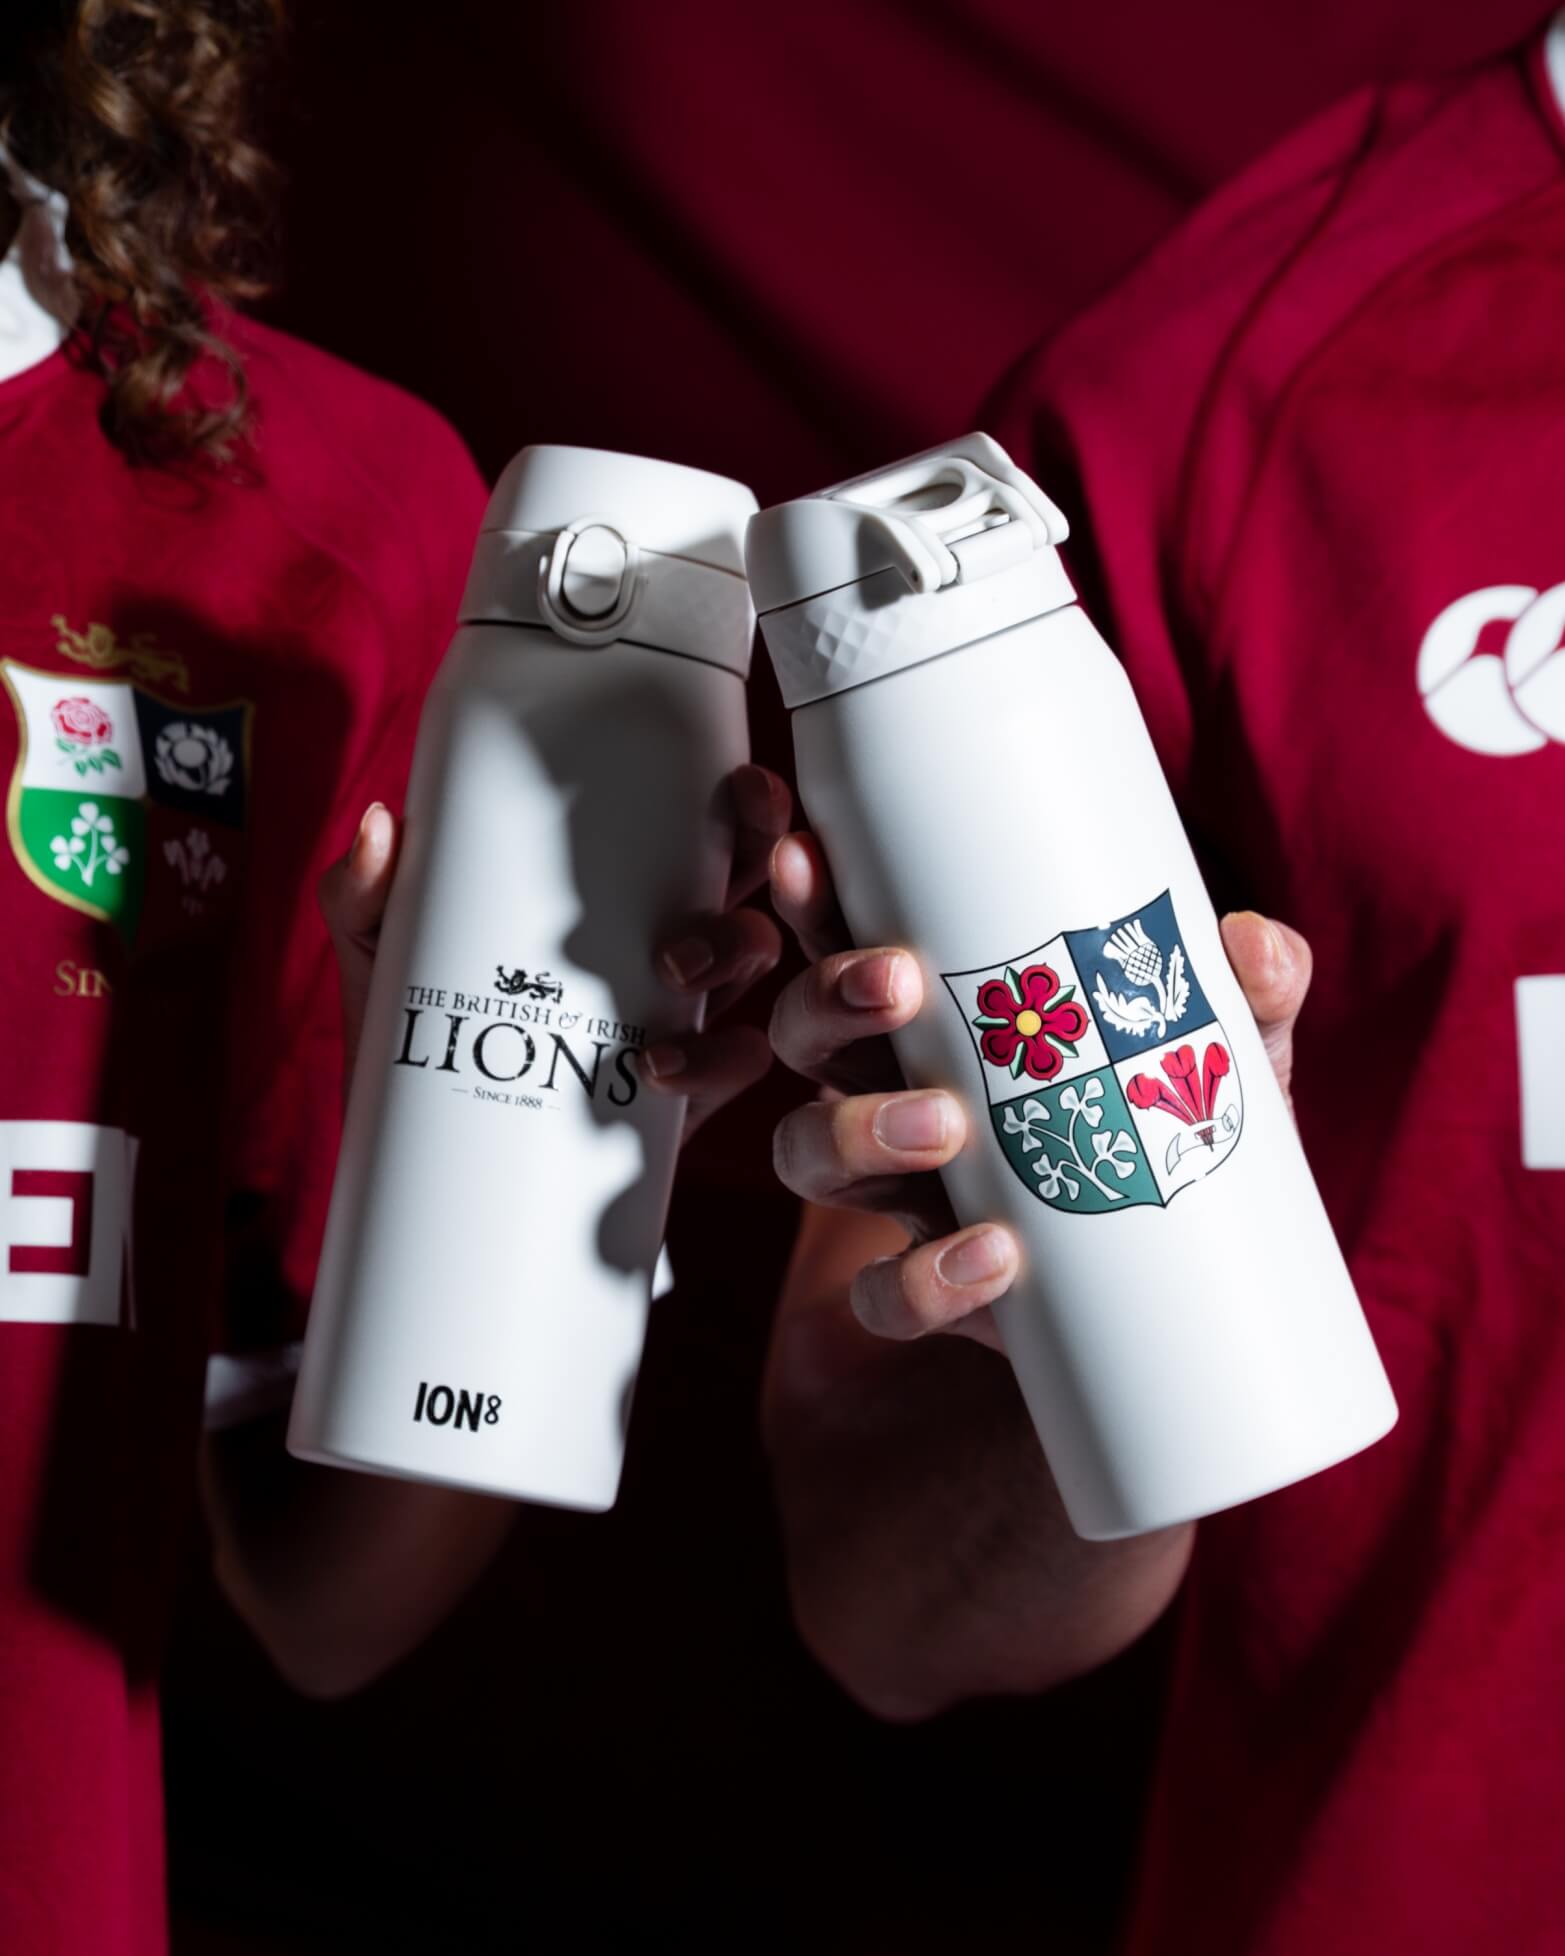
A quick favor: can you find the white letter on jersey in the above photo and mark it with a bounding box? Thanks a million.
[1517,980,1565,1171]
[0,1122,131,1326]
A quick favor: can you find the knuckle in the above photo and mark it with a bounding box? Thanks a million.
[773,1100,837,1199]
[850,1256,906,1338]
[894,1259,950,1338]
[824,1094,866,1172]
[768,974,805,1053]
[858,1247,948,1341]
[804,953,844,1020]
[777,1097,873,1203]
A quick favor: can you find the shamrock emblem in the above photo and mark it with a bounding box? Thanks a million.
[49,801,131,888]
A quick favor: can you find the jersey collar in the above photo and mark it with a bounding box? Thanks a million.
[0,146,77,387]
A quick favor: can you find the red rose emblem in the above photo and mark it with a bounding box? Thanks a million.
[52,697,112,746]
[971,962,1090,1083]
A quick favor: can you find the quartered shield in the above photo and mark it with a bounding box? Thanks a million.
[3,646,251,941]
[944,890,1243,1216]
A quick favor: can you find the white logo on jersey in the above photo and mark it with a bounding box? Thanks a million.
[1517,980,1565,1171]
[0,1122,134,1326]
[1418,584,1565,756]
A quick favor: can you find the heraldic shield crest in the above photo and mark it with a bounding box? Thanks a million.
[944,891,1243,1216]
[2,628,250,942]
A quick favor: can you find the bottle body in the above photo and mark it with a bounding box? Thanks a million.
[289,624,748,1509]
[792,603,1396,1538]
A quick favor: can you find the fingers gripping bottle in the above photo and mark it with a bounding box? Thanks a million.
[289,447,757,1510]
[746,434,1395,1540]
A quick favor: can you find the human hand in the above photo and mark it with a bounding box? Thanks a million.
[320,765,793,1140]
[767,831,1311,1352]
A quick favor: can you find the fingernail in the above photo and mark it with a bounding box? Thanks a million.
[849,1257,898,1335]
[936,1228,1011,1289]
[355,801,386,846]
[661,936,714,987]
[770,834,809,891]
[1227,909,1286,974]
[874,1092,948,1154]
[840,951,903,1009]
[642,1043,687,1081]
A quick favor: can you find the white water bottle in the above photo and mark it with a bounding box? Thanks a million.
[746,434,1395,1539]
[289,447,757,1510]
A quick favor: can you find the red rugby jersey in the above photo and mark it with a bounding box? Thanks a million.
[994,18,1565,1955]
[0,287,486,1952]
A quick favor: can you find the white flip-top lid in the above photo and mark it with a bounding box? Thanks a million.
[461,445,757,676]
[745,432,1078,708]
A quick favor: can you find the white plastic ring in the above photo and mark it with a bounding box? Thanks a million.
[536,517,643,646]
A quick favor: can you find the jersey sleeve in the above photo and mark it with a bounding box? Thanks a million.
[217,401,489,1356]
[985,90,1379,811]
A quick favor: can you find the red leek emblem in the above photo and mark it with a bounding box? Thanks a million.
[1127,1041,1236,1169]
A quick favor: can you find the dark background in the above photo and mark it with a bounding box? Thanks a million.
[163,5,1552,1951]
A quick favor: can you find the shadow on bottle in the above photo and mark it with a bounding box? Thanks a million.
[521,590,744,1440]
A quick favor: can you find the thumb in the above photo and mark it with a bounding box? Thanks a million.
[1219,910,1312,1109]
[319,802,399,952]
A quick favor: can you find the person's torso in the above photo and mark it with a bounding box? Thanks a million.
[1095,43,1565,1956]
[0,319,483,1956]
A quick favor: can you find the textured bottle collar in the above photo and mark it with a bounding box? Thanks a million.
[748,433,1075,707]
[759,544,1076,709]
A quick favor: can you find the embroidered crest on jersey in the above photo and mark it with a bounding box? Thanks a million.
[3,630,251,939]
[51,615,191,694]
[943,891,1243,1216]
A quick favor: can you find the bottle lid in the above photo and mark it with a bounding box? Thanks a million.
[461,445,758,676]
[744,432,1077,708]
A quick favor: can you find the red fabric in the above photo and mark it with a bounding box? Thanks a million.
[0,319,486,1956]
[269,1,1552,498]
[261,1,1554,1216]
[144,10,1562,1955]
[994,35,1565,1956]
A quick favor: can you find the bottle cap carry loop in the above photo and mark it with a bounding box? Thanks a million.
[749,433,1078,708]
[460,523,754,677]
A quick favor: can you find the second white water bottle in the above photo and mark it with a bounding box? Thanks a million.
[746,433,1396,1539]
[289,446,756,1510]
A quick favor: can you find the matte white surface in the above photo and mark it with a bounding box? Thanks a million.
[760,544,1075,707]
[1517,977,1565,1170]
[292,451,750,1510]
[480,445,757,575]
[786,606,1397,1538]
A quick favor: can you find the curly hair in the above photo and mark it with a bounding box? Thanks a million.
[1,0,283,466]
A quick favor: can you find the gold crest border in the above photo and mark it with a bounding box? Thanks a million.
[1,655,255,932]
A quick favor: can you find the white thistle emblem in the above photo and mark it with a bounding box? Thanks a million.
[155,722,234,796]
[1092,917,1190,1040]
